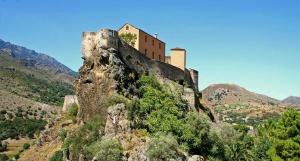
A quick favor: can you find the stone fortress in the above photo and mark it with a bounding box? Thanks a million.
[76,23,209,122]
[118,23,199,91]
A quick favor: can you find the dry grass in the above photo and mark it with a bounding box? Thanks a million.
[1,138,34,157]
[19,112,78,161]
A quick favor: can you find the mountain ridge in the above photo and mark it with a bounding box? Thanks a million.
[0,38,76,77]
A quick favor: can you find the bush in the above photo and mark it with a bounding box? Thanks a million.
[0,110,6,115]
[146,134,179,161]
[106,93,130,107]
[86,138,122,161]
[255,109,300,161]
[23,143,30,150]
[68,103,79,122]
[58,129,68,141]
[0,154,9,161]
[63,116,105,161]
[0,142,7,152]
[50,150,63,161]
[0,118,46,140]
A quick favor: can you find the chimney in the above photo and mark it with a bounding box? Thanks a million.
[154,33,158,38]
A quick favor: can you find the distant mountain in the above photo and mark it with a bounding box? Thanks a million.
[282,96,300,106]
[0,40,75,106]
[202,84,280,107]
[0,39,77,78]
[201,84,286,125]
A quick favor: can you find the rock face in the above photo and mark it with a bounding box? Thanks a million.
[105,103,130,136]
[75,28,200,122]
[62,95,79,112]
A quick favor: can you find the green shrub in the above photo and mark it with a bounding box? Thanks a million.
[86,138,122,161]
[0,118,46,140]
[146,134,179,161]
[255,109,300,161]
[0,154,9,161]
[106,93,130,107]
[50,150,63,161]
[58,129,68,141]
[119,32,137,46]
[68,103,79,122]
[23,143,30,150]
[0,142,7,152]
[63,116,105,161]
[0,110,6,115]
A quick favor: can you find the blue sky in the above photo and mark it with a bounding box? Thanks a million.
[0,0,299,100]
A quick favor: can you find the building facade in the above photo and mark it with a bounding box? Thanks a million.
[118,23,165,62]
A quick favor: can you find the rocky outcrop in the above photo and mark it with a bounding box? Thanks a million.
[62,95,79,112]
[105,103,130,136]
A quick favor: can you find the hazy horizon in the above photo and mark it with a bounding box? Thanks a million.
[0,0,299,100]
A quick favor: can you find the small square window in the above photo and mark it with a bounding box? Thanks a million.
[126,26,129,30]
[145,49,148,55]
[145,36,147,42]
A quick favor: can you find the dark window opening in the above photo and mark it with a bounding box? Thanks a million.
[152,52,154,59]
[159,55,161,61]
[159,43,161,49]
[145,49,148,55]
[126,26,129,30]
[145,35,147,42]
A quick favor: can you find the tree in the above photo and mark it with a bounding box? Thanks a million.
[255,109,300,161]
[119,33,137,46]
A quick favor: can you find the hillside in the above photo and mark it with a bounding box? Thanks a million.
[0,39,76,79]
[0,47,74,106]
[0,40,75,159]
[201,84,288,125]
[282,96,300,106]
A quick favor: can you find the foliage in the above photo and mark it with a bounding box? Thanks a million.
[23,143,30,150]
[58,129,68,142]
[0,154,9,161]
[0,118,46,140]
[119,33,137,46]
[106,93,130,107]
[146,134,179,161]
[68,103,79,122]
[50,150,64,161]
[86,138,123,161]
[130,74,215,155]
[0,66,74,106]
[0,141,7,152]
[63,116,105,161]
[254,109,300,161]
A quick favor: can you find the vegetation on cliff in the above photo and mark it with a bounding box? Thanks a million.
[56,74,300,161]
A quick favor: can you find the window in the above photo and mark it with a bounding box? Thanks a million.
[126,26,129,30]
[145,49,147,55]
[152,52,154,59]
[159,55,161,61]
[145,35,147,42]
[159,43,161,49]
[152,39,154,46]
